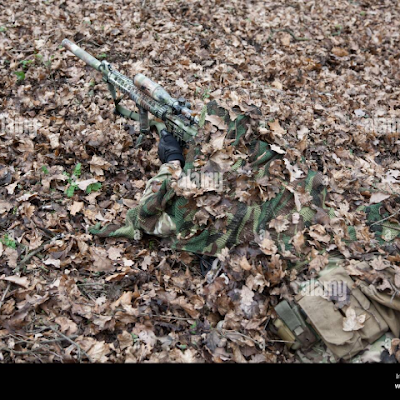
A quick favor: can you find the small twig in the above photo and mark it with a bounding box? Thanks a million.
[46,324,93,363]
[218,328,266,350]
[9,48,34,53]
[113,308,195,321]
[206,265,223,284]
[6,333,79,346]
[0,347,51,356]
[137,312,195,321]
[265,339,296,344]
[370,208,400,227]
[77,283,105,287]
[88,40,101,47]
[267,28,311,43]
[283,28,311,42]
[0,282,11,310]
[17,234,62,270]
[18,244,46,269]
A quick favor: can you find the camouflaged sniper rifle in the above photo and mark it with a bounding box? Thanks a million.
[61,39,201,146]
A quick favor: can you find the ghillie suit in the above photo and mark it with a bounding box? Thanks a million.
[91,101,400,363]
[91,100,400,260]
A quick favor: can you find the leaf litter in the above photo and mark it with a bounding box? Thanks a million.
[0,0,399,363]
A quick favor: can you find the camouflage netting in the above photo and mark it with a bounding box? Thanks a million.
[91,101,400,272]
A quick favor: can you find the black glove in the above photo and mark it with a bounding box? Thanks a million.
[158,130,185,167]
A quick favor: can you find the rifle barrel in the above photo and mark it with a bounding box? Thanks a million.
[61,39,102,71]
[61,39,198,142]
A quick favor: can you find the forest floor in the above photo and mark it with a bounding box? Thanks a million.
[0,0,400,363]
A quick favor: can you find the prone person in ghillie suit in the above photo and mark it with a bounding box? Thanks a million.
[91,100,400,363]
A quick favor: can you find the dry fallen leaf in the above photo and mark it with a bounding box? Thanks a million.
[270,144,286,154]
[205,114,228,130]
[308,224,331,243]
[0,275,30,288]
[4,248,18,269]
[269,215,290,233]
[70,201,84,216]
[43,258,61,268]
[369,192,390,205]
[370,256,391,271]
[268,120,285,136]
[107,246,122,260]
[309,253,329,273]
[283,159,304,182]
[141,255,153,270]
[343,307,366,331]
[87,341,111,363]
[331,47,349,57]
[259,238,277,255]
[89,155,111,176]
[0,201,13,214]
[89,248,114,271]
[239,257,252,271]
[77,179,99,191]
